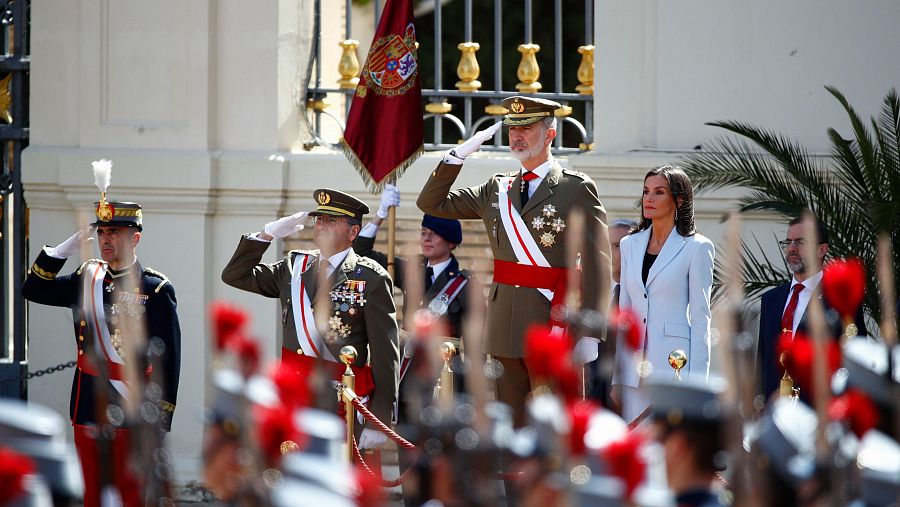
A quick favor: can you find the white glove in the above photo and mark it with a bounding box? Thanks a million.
[376,184,401,219]
[444,121,503,164]
[263,211,309,239]
[358,428,387,450]
[572,336,600,365]
[48,227,96,259]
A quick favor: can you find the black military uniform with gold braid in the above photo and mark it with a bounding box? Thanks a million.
[21,202,181,431]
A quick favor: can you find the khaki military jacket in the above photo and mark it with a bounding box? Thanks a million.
[221,236,400,425]
[417,161,612,357]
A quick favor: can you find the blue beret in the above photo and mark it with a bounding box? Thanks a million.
[422,214,462,245]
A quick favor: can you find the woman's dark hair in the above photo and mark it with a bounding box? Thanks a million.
[633,164,696,237]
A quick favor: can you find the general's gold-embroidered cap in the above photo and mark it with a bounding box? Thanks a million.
[501,96,561,126]
[309,189,369,222]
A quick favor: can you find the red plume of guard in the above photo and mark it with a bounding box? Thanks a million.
[524,325,581,401]
[601,431,647,500]
[568,400,598,457]
[828,388,879,438]
[777,332,842,397]
[0,447,35,505]
[822,258,866,320]
[210,301,250,352]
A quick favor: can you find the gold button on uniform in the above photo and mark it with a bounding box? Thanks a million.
[78,349,84,355]
[78,335,84,342]
[80,321,86,327]
[297,348,304,355]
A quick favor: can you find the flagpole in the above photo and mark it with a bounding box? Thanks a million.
[387,205,397,279]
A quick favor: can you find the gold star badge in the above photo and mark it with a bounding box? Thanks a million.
[540,232,555,247]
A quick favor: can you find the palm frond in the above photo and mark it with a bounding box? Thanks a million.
[684,86,900,323]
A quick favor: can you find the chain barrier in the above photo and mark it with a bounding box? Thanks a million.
[0,360,77,385]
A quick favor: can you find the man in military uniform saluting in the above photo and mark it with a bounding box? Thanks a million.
[22,190,181,507]
[417,96,612,426]
[221,188,400,452]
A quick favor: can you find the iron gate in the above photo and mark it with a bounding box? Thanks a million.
[0,0,29,399]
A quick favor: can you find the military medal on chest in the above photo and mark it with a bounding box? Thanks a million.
[327,279,366,342]
[530,203,566,247]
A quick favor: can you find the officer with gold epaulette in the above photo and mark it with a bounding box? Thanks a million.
[221,188,400,454]
[417,96,612,427]
[21,162,181,507]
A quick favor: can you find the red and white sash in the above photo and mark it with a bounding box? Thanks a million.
[80,261,130,400]
[399,273,468,382]
[497,177,554,302]
[289,253,337,362]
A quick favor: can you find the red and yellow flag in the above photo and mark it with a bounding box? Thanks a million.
[340,0,423,191]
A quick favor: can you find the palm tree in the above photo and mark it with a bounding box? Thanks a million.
[680,86,900,322]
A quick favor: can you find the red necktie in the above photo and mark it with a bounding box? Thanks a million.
[780,283,805,336]
[520,171,539,204]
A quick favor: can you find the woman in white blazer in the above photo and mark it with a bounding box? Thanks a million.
[612,165,715,424]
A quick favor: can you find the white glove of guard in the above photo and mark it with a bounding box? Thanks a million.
[572,336,601,365]
[263,211,309,239]
[48,227,96,259]
[444,121,503,164]
[376,184,401,219]
[358,428,387,450]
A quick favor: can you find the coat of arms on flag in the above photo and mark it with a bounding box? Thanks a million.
[339,0,423,191]
[358,23,418,98]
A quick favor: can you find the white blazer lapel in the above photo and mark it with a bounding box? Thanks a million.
[646,227,687,287]
[629,228,651,287]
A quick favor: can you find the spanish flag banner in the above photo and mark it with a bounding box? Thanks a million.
[340,0,424,191]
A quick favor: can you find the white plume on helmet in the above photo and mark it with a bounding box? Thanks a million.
[92,159,112,192]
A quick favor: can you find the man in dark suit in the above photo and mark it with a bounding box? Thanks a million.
[22,200,181,507]
[221,188,400,453]
[757,216,867,400]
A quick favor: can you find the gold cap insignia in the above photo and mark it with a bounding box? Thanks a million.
[317,191,331,205]
[96,199,114,222]
[510,100,525,114]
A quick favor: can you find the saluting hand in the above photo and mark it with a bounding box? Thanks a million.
[48,226,96,259]
[445,121,503,163]
[261,211,309,240]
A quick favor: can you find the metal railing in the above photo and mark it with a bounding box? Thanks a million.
[305,0,595,153]
[0,0,30,400]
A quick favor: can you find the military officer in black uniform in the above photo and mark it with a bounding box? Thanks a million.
[21,199,181,507]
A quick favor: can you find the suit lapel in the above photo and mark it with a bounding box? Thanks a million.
[298,253,320,300]
[646,227,687,287]
[331,249,356,291]
[521,163,562,216]
[629,229,651,287]
[510,172,525,213]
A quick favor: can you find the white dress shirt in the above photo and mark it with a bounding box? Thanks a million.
[321,247,353,277]
[520,157,554,199]
[783,270,824,335]
[426,257,452,284]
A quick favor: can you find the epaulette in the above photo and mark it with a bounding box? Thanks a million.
[355,256,390,277]
[76,259,104,276]
[562,168,591,180]
[289,249,318,257]
[143,267,171,294]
